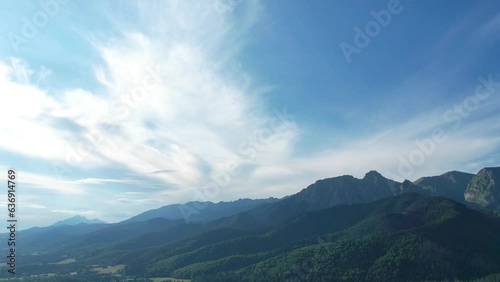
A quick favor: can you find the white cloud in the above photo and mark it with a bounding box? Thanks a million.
[20,203,47,209]
[51,209,98,215]
[72,178,146,185]
[21,172,86,195]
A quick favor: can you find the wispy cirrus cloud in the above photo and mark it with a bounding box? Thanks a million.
[0,0,301,226]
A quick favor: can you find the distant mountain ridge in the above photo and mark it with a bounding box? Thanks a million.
[52,215,106,226]
[123,197,279,223]
[285,167,500,213]
[233,167,499,229]
[292,170,412,208]
[240,170,428,227]
[34,166,500,234]
[15,166,498,255]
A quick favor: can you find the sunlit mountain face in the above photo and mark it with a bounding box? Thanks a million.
[1,0,499,281]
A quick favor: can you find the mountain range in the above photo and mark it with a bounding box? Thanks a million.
[52,215,107,226]
[124,197,279,223]
[3,166,500,281]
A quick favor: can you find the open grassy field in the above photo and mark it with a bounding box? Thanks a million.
[52,258,77,265]
[92,264,125,274]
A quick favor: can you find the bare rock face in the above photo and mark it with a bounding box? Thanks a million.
[465,167,500,210]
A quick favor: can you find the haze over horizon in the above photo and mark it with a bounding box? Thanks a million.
[1,0,499,229]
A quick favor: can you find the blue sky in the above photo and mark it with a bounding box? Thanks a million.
[0,0,499,229]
